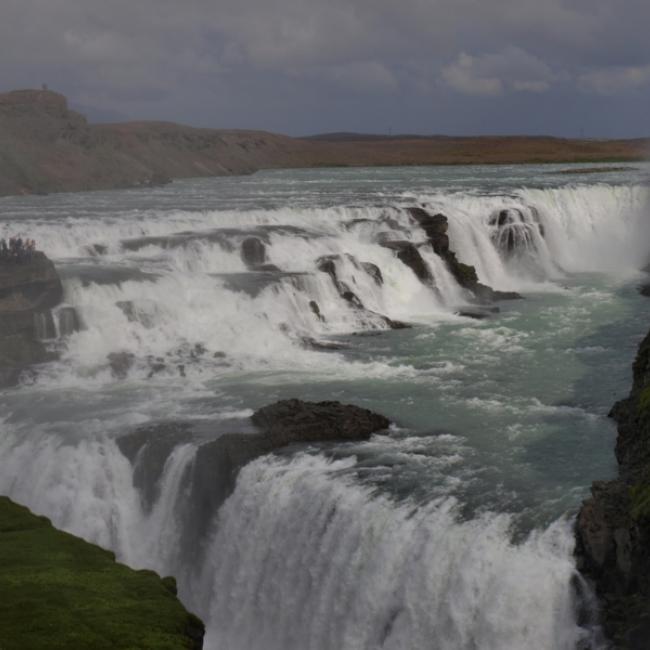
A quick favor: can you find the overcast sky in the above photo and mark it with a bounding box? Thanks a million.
[2,0,649,136]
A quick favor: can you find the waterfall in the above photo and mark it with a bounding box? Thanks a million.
[3,183,644,387]
[197,454,599,650]
[0,174,644,650]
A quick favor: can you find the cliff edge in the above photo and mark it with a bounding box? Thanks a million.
[576,329,650,648]
[0,496,204,649]
[0,89,310,196]
[0,251,65,387]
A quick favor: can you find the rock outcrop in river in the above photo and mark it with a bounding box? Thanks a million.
[407,207,522,303]
[576,328,650,648]
[118,400,390,549]
[0,252,64,387]
[0,496,204,649]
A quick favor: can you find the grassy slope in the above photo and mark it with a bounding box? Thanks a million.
[0,497,203,650]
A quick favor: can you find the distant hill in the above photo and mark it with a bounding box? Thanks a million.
[304,132,453,142]
[0,89,647,197]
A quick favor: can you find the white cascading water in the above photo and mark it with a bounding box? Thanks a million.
[0,429,598,650]
[1,183,643,387]
[198,455,591,650]
[0,180,645,649]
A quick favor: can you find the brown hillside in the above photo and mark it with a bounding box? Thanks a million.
[0,89,646,197]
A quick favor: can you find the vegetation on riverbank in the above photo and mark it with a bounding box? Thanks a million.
[0,496,204,650]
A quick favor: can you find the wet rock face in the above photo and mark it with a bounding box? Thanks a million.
[117,422,194,512]
[406,206,523,303]
[317,256,340,284]
[193,399,390,516]
[379,240,433,285]
[317,254,407,326]
[361,261,383,286]
[120,400,391,554]
[241,237,267,268]
[576,328,650,646]
[251,399,390,443]
[487,208,544,255]
[407,208,450,254]
[0,252,63,311]
[0,252,63,387]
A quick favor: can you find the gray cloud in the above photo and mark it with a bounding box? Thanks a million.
[442,48,558,96]
[1,0,648,135]
[579,64,650,94]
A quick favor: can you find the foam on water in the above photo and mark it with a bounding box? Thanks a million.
[0,172,646,649]
[0,426,602,650]
[10,182,645,387]
[198,454,597,650]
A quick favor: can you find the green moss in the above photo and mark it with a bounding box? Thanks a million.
[638,386,650,416]
[0,496,203,650]
[630,483,650,520]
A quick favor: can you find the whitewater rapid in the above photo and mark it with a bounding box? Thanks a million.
[1,168,648,649]
[1,182,646,387]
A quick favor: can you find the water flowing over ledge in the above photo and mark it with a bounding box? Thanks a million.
[0,167,648,649]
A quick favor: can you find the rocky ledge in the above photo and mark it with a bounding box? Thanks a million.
[118,399,390,546]
[0,496,204,649]
[576,328,650,648]
[406,207,522,304]
[0,252,65,387]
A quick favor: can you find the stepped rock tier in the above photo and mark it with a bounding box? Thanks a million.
[0,89,647,196]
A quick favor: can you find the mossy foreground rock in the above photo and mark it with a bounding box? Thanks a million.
[0,496,204,650]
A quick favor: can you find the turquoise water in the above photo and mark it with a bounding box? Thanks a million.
[0,163,649,649]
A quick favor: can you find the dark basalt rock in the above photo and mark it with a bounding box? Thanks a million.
[301,337,350,351]
[576,328,650,646]
[473,283,523,303]
[117,422,194,512]
[0,252,63,387]
[316,253,410,330]
[254,263,282,272]
[383,316,411,330]
[406,207,522,303]
[639,284,650,297]
[361,261,383,285]
[456,309,496,320]
[174,400,391,549]
[316,255,365,308]
[317,256,340,284]
[251,399,390,442]
[340,285,364,309]
[379,240,433,284]
[241,237,266,268]
[88,243,108,256]
[56,305,80,336]
[407,208,450,254]
[147,356,167,379]
[488,208,544,255]
[309,300,324,321]
[108,351,135,379]
[0,252,63,311]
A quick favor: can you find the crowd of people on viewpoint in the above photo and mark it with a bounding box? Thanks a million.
[0,237,37,262]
